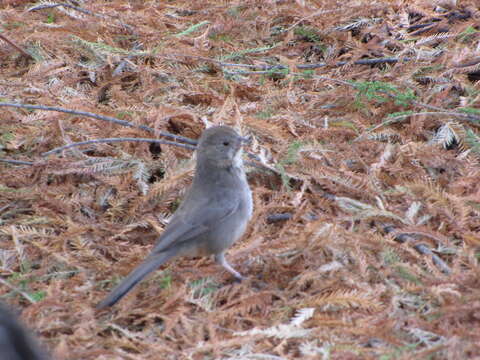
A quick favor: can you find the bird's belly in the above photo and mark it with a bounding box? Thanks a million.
[178,174,253,258]
[210,185,252,253]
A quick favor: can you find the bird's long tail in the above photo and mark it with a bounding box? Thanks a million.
[96,249,178,309]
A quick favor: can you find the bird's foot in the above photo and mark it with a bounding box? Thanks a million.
[214,253,245,281]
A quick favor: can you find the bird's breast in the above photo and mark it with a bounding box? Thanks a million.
[201,166,252,254]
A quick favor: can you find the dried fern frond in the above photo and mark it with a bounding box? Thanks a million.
[415,32,456,46]
[430,121,465,149]
[48,157,150,194]
[235,308,315,339]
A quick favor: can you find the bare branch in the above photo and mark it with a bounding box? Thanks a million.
[27,2,134,31]
[0,159,34,166]
[42,137,196,157]
[27,2,108,18]
[112,42,143,76]
[0,278,36,304]
[0,102,197,145]
[382,224,452,275]
[0,34,34,60]
[168,54,409,71]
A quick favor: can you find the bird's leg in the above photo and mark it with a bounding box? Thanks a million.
[214,253,244,281]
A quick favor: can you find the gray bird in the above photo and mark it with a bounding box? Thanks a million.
[0,303,49,360]
[97,125,253,308]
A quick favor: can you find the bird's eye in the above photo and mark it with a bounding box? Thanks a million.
[223,141,230,146]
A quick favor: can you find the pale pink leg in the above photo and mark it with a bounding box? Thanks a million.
[215,253,244,280]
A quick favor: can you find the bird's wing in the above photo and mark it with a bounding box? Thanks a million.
[151,194,240,254]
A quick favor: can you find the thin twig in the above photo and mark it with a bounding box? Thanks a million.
[113,42,143,76]
[42,137,196,157]
[303,77,480,124]
[223,68,356,88]
[27,2,108,18]
[224,69,284,75]
[411,100,480,124]
[0,158,34,166]
[1,104,295,178]
[266,213,293,223]
[176,54,408,72]
[382,224,451,275]
[283,9,340,33]
[2,137,287,180]
[0,278,36,304]
[308,74,354,87]
[27,2,134,31]
[354,111,470,142]
[297,57,409,69]
[216,62,269,69]
[42,138,290,180]
[0,103,197,145]
[320,191,452,275]
[371,90,480,124]
[0,34,34,60]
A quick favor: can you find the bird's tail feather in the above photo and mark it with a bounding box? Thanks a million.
[96,249,177,309]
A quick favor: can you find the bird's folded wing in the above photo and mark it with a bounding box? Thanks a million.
[151,196,239,254]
